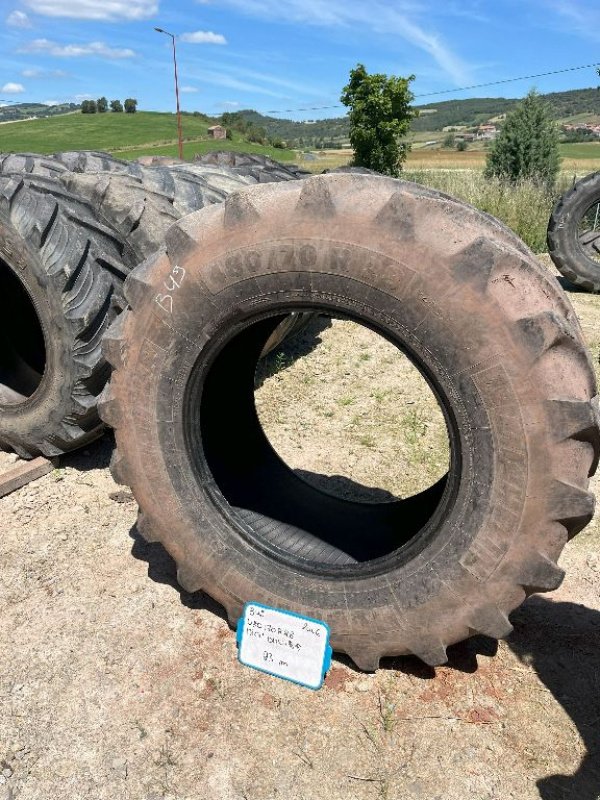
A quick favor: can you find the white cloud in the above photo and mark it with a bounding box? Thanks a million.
[6,10,32,27]
[23,0,157,21]
[180,31,227,45]
[21,39,136,59]
[213,0,471,84]
[42,99,61,105]
[1,82,26,93]
[180,86,199,93]
[218,100,240,108]
[22,68,68,78]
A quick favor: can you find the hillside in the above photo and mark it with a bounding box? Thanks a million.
[226,86,600,146]
[0,110,295,162]
[0,102,79,122]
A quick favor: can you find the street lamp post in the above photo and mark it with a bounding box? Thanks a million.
[154,27,184,160]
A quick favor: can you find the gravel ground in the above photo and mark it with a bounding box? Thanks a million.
[1,256,599,800]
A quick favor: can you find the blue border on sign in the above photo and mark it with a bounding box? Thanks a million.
[236,602,333,691]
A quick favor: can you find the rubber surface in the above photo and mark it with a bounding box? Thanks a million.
[548,171,600,292]
[0,173,129,458]
[101,174,599,670]
[193,151,310,180]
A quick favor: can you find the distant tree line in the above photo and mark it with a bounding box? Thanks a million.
[81,98,138,114]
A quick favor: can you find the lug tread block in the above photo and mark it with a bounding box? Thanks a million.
[346,647,382,673]
[224,600,244,630]
[517,310,576,361]
[101,310,128,368]
[549,397,600,475]
[515,552,565,594]
[97,384,121,428]
[176,564,203,594]
[123,268,154,310]
[164,220,203,265]
[450,236,504,293]
[374,190,417,238]
[468,605,513,639]
[136,511,161,544]
[109,450,128,486]
[550,479,595,538]
[295,176,336,219]
[222,191,261,229]
[405,637,448,667]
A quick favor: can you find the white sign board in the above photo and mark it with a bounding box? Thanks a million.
[237,603,332,690]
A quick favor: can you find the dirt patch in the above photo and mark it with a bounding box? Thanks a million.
[1,257,599,800]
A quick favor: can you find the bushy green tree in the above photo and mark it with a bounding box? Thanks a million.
[340,63,416,176]
[97,96,108,113]
[484,90,560,187]
[124,98,137,113]
[81,100,97,114]
[110,99,123,113]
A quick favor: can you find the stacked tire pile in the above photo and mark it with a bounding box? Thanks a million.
[1,151,599,670]
[0,150,302,459]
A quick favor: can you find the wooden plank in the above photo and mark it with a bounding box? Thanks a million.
[0,456,55,498]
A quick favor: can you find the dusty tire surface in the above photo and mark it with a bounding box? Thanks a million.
[0,174,129,458]
[52,150,145,177]
[101,174,599,670]
[59,172,180,264]
[548,171,600,292]
[0,152,69,178]
[194,150,310,180]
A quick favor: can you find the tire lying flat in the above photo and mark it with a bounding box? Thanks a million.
[100,174,599,669]
[548,171,600,292]
[0,173,129,458]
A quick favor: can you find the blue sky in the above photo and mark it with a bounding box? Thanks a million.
[1,0,600,120]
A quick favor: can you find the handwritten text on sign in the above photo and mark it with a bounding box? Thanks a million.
[237,603,332,690]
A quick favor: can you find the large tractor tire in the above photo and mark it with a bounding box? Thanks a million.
[0,153,69,178]
[548,171,600,292]
[100,174,599,670]
[0,173,129,458]
[194,151,310,180]
[60,164,311,350]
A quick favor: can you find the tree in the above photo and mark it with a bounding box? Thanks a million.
[124,98,137,114]
[81,100,97,114]
[110,99,123,113]
[456,139,468,151]
[443,132,455,148]
[97,96,108,113]
[484,90,560,187]
[340,63,416,176]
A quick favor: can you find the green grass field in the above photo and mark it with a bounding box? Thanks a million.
[0,110,295,162]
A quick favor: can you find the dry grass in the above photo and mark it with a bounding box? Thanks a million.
[403,169,572,253]
[255,318,450,500]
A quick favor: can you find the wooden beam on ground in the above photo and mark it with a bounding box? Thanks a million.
[0,456,55,498]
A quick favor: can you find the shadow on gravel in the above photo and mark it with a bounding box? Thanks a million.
[128,524,228,622]
[58,431,114,471]
[507,596,600,800]
[556,276,591,294]
[130,502,600,799]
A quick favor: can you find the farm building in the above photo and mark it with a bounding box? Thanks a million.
[208,125,227,140]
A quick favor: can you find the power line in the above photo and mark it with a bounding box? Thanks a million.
[262,61,600,116]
